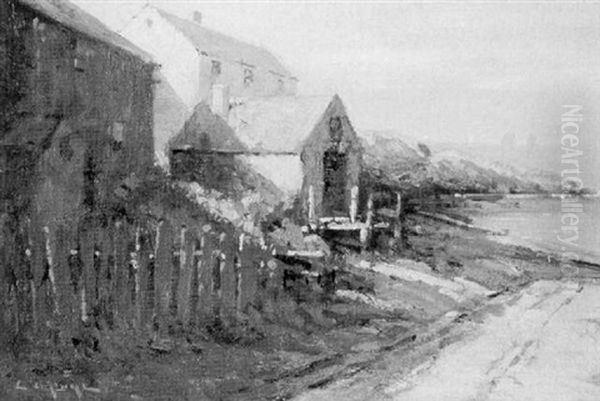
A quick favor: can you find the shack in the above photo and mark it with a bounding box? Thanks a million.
[228,95,364,225]
[169,102,247,193]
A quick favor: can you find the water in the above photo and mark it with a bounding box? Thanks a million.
[471,196,600,262]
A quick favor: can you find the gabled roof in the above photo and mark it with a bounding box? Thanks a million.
[169,103,247,153]
[227,95,336,154]
[17,0,153,63]
[154,7,292,78]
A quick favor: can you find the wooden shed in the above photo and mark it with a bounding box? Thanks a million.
[0,0,155,228]
[169,102,247,192]
[228,95,363,224]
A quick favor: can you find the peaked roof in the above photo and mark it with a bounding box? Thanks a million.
[17,0,153,63]
[154,7,292,77]
[227,95,338,154]
[169,103,247,153]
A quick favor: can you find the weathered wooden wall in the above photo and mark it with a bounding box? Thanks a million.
[0,0,155,230]
[300,96,363,222]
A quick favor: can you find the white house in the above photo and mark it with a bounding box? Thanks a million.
[120,5,297,166]
[120,5,297,111]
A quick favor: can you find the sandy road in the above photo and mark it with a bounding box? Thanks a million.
[294,280,600,401]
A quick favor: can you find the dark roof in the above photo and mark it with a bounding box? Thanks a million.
[169,103,247,153]
[17,0,153,63]
[155,7,292,77]
[227,95,339,153]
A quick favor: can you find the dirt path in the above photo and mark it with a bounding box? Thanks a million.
[293,280,600,401]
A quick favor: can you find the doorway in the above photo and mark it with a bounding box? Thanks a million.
[322,150,347,216]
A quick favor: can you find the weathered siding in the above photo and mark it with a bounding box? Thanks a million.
[300,98,362,221]
[1,0,155,227]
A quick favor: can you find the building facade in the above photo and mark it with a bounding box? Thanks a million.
[120,5,297,112]
[0,0,155,228]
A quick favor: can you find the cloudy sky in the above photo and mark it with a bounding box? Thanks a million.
[74,1,600,162]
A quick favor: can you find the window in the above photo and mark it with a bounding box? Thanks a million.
[211,60,221,76]
[243,67,254,87]
[329,117,343,144]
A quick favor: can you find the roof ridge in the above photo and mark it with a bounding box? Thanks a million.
[151,6,292,77]
[17,0,154,63]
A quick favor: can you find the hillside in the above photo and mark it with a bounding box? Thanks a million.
[360,131,561,195]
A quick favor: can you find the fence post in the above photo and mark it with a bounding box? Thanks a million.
[190,235,203,328]
[177,225,195,324]
[28,218,45,335]
[154,220,173,334]
[80,228,95,323]
[135,226,151,330]
[234,233,244,315]
[98,226,113,326]
[350,185,359,223]
[199,230,215,324]
[114,221,132,326]
[42,226,59,317]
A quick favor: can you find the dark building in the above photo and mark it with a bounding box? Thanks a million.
[0,0,156,228]
[169,102,247,193]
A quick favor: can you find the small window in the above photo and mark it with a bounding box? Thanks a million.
[243,67,254,87]
[211,60,221,76]
[329,117,343,143]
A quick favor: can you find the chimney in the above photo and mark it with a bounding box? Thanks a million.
[192,11,202,25]
[210,84,229,119]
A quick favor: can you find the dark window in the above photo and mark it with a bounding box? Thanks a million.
[329,117,343,144]
[243,67,254,86]
[58,136,74,161]
[211,60,222,76]
[322,150,348,216]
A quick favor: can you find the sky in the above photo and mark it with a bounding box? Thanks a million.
[73,0,600,184]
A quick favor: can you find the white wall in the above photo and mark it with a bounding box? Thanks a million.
[120,7,201,110]
[237,154,303,197]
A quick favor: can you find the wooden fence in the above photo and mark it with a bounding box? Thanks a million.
[1,217,279,343]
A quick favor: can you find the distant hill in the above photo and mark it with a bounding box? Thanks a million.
[360,130,561,195]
